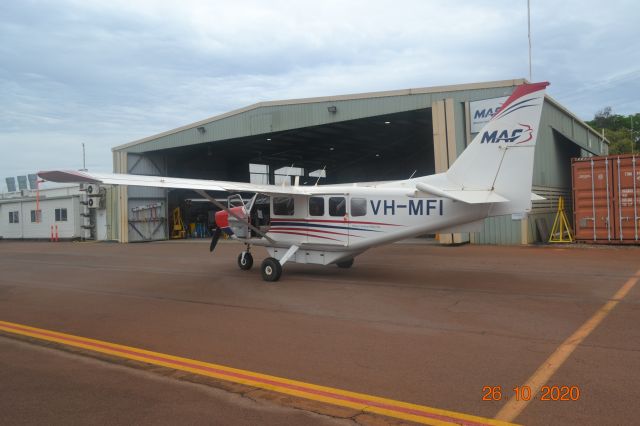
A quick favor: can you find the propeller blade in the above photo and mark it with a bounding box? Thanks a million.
[209,227,222,252]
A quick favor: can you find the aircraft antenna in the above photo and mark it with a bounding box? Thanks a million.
[409,170,417,179]
[527,0,532,81]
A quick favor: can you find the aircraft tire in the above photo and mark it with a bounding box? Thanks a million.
[237,252,253,270]
[336,258,354,268]
[261,257,282,282]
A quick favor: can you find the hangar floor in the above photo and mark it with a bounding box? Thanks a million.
[0,241,638,425]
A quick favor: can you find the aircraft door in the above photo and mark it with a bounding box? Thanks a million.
[349,197,367,244]
[327,196,349,246]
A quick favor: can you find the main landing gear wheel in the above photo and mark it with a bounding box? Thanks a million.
[237,252,253,270]
[261,257,282,282]
[336,258,354,268]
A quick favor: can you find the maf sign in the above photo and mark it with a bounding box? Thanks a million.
[470,96,508,133]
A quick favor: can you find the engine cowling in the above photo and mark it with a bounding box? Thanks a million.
[215,206,248,237]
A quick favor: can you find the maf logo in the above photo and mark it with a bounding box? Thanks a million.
[481,124,533,144]
[474,107,501,120]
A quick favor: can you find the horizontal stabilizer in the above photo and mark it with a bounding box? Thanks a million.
[531,193,545,201]
[415,182,509,204]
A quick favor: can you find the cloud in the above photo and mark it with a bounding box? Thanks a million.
[1,0,639,190]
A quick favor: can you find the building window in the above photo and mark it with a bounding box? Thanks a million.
[9,211,19,224]
[329,197,346,217]
[309,197,324,216]
[272,197,295,216]
[249,163,269,185]
[30,210,42,223]
[55,208,68,222]
[350,198,367,217]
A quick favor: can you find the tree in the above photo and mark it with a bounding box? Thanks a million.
[587,109,639,154]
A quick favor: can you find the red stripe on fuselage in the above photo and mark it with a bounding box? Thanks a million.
[267,230,341,241]
[270,218,401,226]
[270,227,349,237]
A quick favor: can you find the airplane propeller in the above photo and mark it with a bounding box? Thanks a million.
[209,227,222,252]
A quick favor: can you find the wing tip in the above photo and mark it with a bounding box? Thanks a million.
[37,170,101,184]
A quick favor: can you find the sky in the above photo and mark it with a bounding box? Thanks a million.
[1,0,639,191]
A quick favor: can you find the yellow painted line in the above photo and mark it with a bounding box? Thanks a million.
[495,268,640,422]
[0,320,515,426]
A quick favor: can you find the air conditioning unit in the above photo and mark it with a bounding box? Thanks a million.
[87,197,102,209]
[85,184,100,195]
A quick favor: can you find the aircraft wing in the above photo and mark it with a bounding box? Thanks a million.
[37,170,312,196]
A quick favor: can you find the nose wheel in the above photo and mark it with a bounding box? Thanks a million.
[237,252,254,270]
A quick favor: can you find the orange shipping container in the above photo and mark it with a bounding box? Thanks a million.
[572,155,640,243]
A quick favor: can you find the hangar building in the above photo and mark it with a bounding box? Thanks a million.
[107,78,608,244]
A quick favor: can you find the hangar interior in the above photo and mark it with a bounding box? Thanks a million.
[107,79,608,244]
[163,109,434,184]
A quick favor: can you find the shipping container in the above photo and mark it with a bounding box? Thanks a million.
[572,155,640,243]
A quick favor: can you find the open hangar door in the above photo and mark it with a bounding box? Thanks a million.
[163,108,435,183]
[157,109,435,240]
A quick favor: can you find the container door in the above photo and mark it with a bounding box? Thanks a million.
[572,157,614,241]
[613,155,640,242]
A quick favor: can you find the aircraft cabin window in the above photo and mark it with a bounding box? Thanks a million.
[273,196,295,216]
[309,197,324,216]
[350,198,367,216]
[329,197,346,217]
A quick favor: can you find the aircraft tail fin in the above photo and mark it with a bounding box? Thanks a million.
[444,82,549,216]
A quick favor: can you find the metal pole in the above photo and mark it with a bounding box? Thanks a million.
[527,0,532,81]
[81,143,87,171]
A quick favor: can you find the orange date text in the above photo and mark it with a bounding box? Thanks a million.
[482,385,580,401]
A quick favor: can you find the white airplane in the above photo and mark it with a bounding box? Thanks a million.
[39,82,549,282]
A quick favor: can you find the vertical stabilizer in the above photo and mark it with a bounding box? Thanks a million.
[446,82,549,215]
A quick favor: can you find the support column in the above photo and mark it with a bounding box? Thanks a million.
[432,99,468,245]
[113,150,129,243]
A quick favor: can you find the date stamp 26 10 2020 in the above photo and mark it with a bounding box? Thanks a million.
[482,385,580,402]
